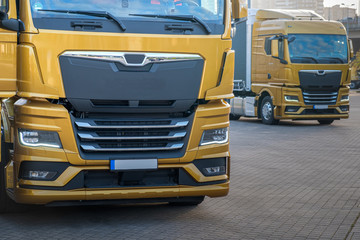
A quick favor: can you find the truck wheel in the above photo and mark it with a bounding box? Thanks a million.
[260,96,279,125]
[356,81,360,89]
[169,196,204,206]
[318,119,334,125]
[0,133,20,213]
[350,81,356,89]
[229,113,241,121]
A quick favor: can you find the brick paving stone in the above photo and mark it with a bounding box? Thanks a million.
[1,91,360,239]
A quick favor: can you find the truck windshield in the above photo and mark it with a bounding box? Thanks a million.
[288,34,348,64]
[29,0,224,35]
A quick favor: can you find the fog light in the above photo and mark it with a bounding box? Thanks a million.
[200,128,229,146]
[284,95,299,102]
[19,129,62,148]
[27,171,57,180]
[341,95,349,101]
[193,158,227,176]
[285,106,300,113]
[340,105,349,111]
[204,166,226,176]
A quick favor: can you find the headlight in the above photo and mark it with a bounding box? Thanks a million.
[19,129,62,149]
[284,95,299,102]
[200,128,229,146]
[341,95,349,101]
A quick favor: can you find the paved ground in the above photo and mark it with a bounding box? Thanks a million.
[1,91,360,240]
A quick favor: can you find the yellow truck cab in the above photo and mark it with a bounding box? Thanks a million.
[231,9,352,125]
[0,0,239,211]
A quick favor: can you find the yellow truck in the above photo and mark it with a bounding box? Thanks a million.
[230,9,352,125]
[0,0,240,211]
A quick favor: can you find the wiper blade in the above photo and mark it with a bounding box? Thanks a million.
[294,56,318,63]
[39,9,126,31]
[129,13,211,34]
[319,57,345,63]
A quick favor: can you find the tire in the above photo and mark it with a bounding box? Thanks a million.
[318,119,334,125]
[356,81,360,89]
[260,96,279,125]
[229,113,241,121]
[0,132,20,213]
[169,196,204,206]
[350,81,356,89]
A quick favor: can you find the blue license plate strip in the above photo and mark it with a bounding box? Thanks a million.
[110,159,158,171]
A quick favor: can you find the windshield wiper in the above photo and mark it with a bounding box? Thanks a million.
[319,57,345,63]
[39,9,126,31]
[129,14,212,34]
[294,56,318,63]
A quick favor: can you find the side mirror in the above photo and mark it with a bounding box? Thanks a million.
[287,36,296,43]
[1,18,25,31]
[0,10,8,21]
[0,10,25,32]
[271,40,279,58]
[349,39,354,60]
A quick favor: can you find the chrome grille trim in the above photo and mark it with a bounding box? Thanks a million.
[74,118,190,153]
[61,51,203,67]
[75,120,189,129]
[299,70,342,75]
[302,92,338,105]
[81,143,184,152]
[78,131,187,141]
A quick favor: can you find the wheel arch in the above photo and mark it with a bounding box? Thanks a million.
[257,90,272,118]
[1,97,16,144]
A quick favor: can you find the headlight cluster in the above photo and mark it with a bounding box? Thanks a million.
[200,128,229,146]
[341,95,349,101]
[19,129,62,149]
[284,95,299,102]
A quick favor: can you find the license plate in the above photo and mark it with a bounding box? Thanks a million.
[110,159,158,171]
[313,105,328,110]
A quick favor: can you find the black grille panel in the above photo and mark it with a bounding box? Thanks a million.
[72,114,194,160]
[299,70,342,106]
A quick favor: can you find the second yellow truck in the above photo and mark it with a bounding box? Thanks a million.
[230,9,352,125]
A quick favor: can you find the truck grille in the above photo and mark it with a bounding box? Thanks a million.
[303,91,338,105]
[75,119,189,153]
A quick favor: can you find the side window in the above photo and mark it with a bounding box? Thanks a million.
[0,0,8,13]
[264,37,271,55]
[279,39,284,59]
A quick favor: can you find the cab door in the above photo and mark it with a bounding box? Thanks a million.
[0,0,17,97]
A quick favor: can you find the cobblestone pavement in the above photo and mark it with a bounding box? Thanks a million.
[1,91,360,240]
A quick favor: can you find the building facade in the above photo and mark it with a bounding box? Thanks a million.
[251,0,324,16]
[251,0,275,9]
[324,5,357,21]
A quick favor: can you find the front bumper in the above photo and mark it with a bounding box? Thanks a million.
[11,99,230,205]
[15,182,230,205]
[277,87,349,120]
